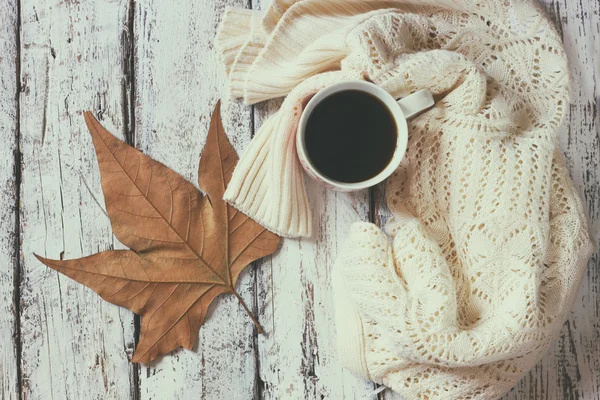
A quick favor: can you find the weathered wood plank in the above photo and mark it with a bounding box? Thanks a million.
[18,1,137,398]
[0,0,19,398]
[249,2,377,398]
[252,99,378,400]
[381,0,600,399]
[133,1,258,398]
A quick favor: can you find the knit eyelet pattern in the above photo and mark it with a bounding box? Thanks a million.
[216,1,594,398]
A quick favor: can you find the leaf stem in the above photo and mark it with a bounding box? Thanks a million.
[232,290,264,334]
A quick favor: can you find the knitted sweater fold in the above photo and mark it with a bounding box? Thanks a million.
[216,1,594,399]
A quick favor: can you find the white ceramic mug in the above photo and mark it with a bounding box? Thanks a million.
[296,81,434,191]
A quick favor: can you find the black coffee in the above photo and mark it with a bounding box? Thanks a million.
[304,90,397,183]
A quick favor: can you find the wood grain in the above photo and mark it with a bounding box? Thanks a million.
[132,0,258,398]
[18,0,136,398]
[0,0,597,398]
[0,0,19,398]
[252,100,379,400]
[249,1,377,398]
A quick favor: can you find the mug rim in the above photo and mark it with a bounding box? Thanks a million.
[296,80,409,191]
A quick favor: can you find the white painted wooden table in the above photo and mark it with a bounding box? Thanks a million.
[0,0,598,399]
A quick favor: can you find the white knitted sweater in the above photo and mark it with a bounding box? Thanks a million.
[216,1,594,399]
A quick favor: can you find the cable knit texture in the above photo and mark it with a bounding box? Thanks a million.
[216,1,594,399]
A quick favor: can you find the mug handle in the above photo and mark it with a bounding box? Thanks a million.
[397,89,435,119]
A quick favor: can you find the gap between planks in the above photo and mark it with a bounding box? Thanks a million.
[14,0,23,397]
[122,1,140,399]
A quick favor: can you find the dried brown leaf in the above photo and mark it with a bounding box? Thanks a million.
[35,102,280,363]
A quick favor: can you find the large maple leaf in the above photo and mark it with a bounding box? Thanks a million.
[35,102,280,363]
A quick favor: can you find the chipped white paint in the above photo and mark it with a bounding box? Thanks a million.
[252,99,378,400]
[0,1,18,399]
[133,0,258,398]
[0,0,597,399]
[18,0,136,398]
[246,0,374,396]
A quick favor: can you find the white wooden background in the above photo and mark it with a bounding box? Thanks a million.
[0,0,598,399]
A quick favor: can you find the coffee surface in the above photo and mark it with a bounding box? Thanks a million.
[304,90,397,183]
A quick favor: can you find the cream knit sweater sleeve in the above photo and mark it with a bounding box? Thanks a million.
[216,1,594,399]
[216,2,391,236]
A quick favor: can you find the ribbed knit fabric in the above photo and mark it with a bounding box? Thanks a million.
[216,1,594,399]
